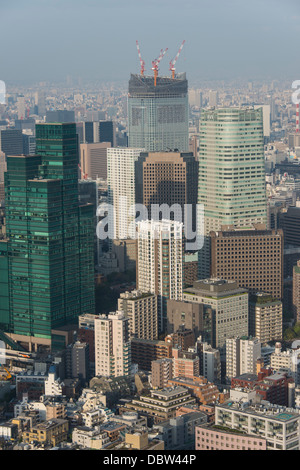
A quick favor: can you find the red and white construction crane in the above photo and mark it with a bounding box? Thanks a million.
[136,40,145,77]
[169,40,185,79]
[151,47,168,86]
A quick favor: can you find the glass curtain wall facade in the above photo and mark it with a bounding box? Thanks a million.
[197,107,267,278]
[1,123,95,340]
[128,73,189,152]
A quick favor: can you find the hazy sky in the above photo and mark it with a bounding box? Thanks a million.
[1,0,300,84]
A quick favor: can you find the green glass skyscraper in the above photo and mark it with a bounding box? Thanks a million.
[1,123,95,346]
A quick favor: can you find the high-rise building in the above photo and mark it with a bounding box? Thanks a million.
[293,261,300,322]
[226,336,262,380]
[131,337,172,371]
[0,129,23,156]
[197,107,267,278]
[82,121,115,147]
[17,96,26,120]
[65,341,90,383]
[80,142,111,180]
[99,121,115,147]
[46,110,75,123]
[196,339,221,384]
[254,105,271,140]
[151,358,173,389]
[136,219,184,332]
[118,290,158,340]
[22,132,36,156]
[107,147,144,240]
[135,151,198,240]
[208,90,218,108]
[280,205,300,247]
[0,123,95,347]
[35,91,46,117]
[166,299,213,344]
[128,73,189,152]
[0,151,6,184]
[249,293,283,344]
[183,279,249,355]
[189,89,202,108]
[172,348,200,379]
[210,225,284,300]
[94,311,131,378]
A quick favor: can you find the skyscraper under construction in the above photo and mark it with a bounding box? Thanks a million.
[128,43,189,152]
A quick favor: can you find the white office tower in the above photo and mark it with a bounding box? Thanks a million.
[254,105,271,139]
[107,147,144,239]
[240,337,261,375]
[136,219,184,333]
[226,336,261,381]
[208,90,218,108]
[189,89,203,108]
[201,342,221,384]
[17,95,26,120]
[95,311,131,378]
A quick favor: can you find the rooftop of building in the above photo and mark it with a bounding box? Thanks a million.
[195,422,261,438]
[119,290,155,301]
[232,373,258,383]
[154,411,206,430]
[184,278,247,297]
[211,225,282,238]
[128,73,187,96]
[150,386,191,398]
[249,293,281,305]
[168,376,218,389]
[217,399,299,421]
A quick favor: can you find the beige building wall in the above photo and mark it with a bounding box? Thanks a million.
[80,142,111,180]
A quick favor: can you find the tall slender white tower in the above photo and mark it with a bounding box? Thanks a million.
[136,219,184,332]
[107,147,144,240]
[94,311,131,378]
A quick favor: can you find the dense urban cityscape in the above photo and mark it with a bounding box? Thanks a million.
[0,0,300,457]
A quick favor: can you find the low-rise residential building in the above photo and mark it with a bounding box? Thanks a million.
[0,422,18,441]
[154,411,207,450]
[167,376,224,405]
[214,398,300,450]
[119,386,196,425]
[195,423,267,450]
[72,426,111,450]
[172,348,200,379]
[270,342,300,385]
[22,419,69,447]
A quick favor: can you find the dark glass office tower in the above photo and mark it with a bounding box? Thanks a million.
[2,123,95,342]
[99,121,114,147]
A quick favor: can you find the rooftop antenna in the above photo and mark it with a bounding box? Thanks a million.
[169,40,186,79]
